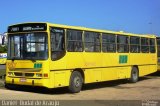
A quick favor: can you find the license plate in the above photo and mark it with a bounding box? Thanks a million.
[20,78,26,82]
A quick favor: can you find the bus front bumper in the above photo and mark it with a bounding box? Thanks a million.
[5,76,49,87]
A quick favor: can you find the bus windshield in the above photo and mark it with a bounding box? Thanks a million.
[7,32,48,60]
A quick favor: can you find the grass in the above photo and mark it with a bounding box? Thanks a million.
[0,69,5,77]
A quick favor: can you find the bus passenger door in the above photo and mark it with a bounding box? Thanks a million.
[49,27,67,87]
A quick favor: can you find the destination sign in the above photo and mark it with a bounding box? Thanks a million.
[8,23,47,33]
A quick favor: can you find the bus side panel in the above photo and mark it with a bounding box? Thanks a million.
[82,53,102,83]
[117,66,131,79]
[130,54,150,65]
[150,53,157,73]
[139,65,150,76]
[84,66,131,83]
[67,52,102,83]
[150,65,157,74]
[102,53,118,66]
[49,70,71,88]
[130,53,157,76]
[101,53,131,81]
[101,68,118,81]
[49,57,67,71]
[84,68,101,83]
[83,53,132,83]
[66,52,86,69]
[101,53,118,82]
[149,53,157,74]
[65,52,103,83]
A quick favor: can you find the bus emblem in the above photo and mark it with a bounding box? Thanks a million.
[7,62,17,70]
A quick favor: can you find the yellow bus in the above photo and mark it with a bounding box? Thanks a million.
[157,37,160,70]
[0,53,7,64]
[5,22,157,93]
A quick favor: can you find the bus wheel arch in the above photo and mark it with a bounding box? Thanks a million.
[68,69,84,93]
[130,65,139,83]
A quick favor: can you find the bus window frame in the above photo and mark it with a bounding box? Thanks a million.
[150,38,156,53]
[141,37,149,53]
[66,29,83,52]
[130,36,140,53]
[102,33,116,53]
[84,31,101,52]
[50,27,66,61]
[117,35,129,53]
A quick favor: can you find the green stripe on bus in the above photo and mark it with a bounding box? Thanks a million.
[119,55,128,64]
[34,63,42,68]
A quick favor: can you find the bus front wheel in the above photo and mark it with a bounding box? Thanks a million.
[130,67,139,83]
[69,71,83,93]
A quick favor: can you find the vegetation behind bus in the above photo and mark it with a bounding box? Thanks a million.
[0,45,7,53]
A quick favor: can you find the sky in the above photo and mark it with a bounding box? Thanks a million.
[0,0,160,35]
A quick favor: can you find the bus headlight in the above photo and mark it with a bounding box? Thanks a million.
[36,73,42,77]
[8,72,14,76]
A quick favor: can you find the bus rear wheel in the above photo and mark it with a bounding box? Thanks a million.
[69,71,83,93]
[130,67,139,83]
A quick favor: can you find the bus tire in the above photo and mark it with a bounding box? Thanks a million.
[69,71,83,93]
[130,67,139,83]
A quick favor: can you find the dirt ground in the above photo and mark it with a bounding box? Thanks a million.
[0,72,160,100]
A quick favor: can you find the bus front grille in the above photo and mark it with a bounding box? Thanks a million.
[14,72,23,76]
[14,72,34,77]
[25,73,34,77]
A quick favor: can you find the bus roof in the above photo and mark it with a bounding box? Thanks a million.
[8,22,156,38]
[47,23,156,38]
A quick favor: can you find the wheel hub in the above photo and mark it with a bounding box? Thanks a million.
[74,77,81,88]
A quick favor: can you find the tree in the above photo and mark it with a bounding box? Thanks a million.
[0,45,7,53]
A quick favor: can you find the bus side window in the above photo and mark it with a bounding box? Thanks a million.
[130,36,140,53]
[150,38,156,53]
[67,29,83,52]
[117,35,129,53]
[84,32,101,52]
[141,37,149,53]
[50,27,65,61]
[102,33,116,52]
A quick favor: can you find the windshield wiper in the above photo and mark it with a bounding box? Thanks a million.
[11,57,16,62]
[12,58,15,62]
[30,59,36,62]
